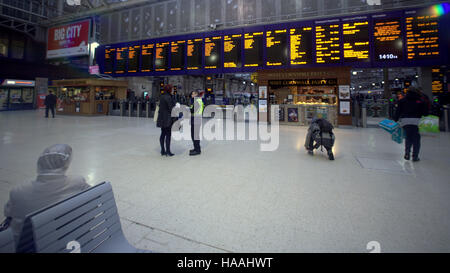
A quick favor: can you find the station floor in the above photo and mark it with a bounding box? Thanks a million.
[0,110,449,253]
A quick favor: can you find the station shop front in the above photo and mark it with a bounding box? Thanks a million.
[53,78,128,116]
[0,79,35,111]
[257,67,352,127]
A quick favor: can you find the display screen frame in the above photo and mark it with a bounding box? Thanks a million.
[242,25,265,73]
[112,42,129,76]
[203,30,224,74]
[341,14,372,68]
[404,7,447,67]
[186,33,205,75]
[97,5,448,77]
[288,21,315,68]
[371,10,405,68]
[264,22,290,69]
[314,18,343,67]
[223,28,244,73]
[126,41,142,74]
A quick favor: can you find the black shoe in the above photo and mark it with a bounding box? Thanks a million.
[404,154,410,160]
[189,150,201,156]
[308,150,314,156]
[166,152,174,157]
[161,150,166,156]
[189,149,195,153]
[328,152,334,161]
[412,157,420,162]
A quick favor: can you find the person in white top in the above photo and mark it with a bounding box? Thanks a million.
[1,144,90,245]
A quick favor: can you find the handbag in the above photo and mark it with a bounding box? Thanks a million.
[153,104,159,123]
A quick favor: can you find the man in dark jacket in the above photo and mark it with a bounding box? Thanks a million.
[394,87,429,162]
[157,85,175,156]
[44,91,57,118]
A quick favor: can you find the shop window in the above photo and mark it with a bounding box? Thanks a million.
[0,32,8,57]
[10,37,25,59]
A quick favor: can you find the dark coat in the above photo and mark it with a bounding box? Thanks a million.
[394,91,428,122]
[157,93,175,128]
[44,93,57,107]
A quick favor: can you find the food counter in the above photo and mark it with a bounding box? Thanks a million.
[52,79,128,116]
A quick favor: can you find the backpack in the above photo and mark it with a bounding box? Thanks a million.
[316,119,334,133]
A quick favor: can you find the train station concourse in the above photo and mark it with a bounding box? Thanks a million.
[0,0,449,256]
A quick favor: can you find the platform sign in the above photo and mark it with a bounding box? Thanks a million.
[155,42,169,71]
[127,45,140,73]
[244,32,264,67]
[315,22,341,64]
[171,40,185,71]
[343,21,370,62]
[115,47,127,74]
[373,18,403,61]
[187,38,203,70]
[141,43,154,72]
[205,36,222,69]
[224,34,242,68]
[290,26,313,65]
[266,29,288,66]
[103,47,115,74]
[405,11,440,60]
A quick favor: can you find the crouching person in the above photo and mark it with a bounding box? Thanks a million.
[1,144,90,245]
[305,118,335,160]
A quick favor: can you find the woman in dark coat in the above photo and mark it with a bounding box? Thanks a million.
[157,85,175,156]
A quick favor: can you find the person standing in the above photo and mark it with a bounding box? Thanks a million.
[394,87,429,162]
[157,85,175,156]
[44,91,57,118]
[189,91,204,156]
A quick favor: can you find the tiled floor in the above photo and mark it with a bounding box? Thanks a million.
[1,110,449,252]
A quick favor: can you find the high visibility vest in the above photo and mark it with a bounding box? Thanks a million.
[191,98,204,117]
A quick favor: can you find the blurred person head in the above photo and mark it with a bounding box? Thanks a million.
[191,91,199,98]
[37,144,73,176]
[163,84,173,95]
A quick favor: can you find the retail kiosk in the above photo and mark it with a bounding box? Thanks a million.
[257,67,352,127]
[52,78,128,115]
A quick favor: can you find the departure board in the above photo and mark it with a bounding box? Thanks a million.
[244,32,264,67]
[290,27,313,65]
[171,40,185,71]
[205,36,222,69]
[141,43,154,72]
[104,48,115,74]
[187,38,203,70]
[373,18,403,61]
[266,29,288,66]
[115,47,128,74]
[406,14,440,60]
[315,24,341,64]
[343,21,370,62]
[224,34,242,68]
[127,45,140,73]
[155,42,169,71]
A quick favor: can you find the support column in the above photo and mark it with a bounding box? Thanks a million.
[418,66,433,99]
[383,68,390,98]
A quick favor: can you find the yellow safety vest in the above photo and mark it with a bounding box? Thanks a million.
[191,98,204,117]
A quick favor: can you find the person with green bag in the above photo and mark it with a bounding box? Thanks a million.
[394,87,429,162]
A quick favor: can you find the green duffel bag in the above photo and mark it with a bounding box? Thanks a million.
[419,115,440,133]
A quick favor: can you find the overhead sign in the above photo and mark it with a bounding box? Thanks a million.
[1,79,35,87]
[47,19,91,59]
[268,79,338,86]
